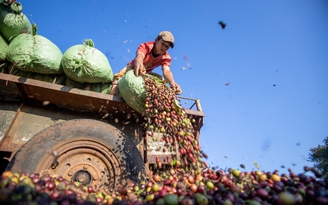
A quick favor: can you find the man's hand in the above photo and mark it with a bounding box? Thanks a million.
[134,52,146,77]
[134,63,146,77]
[170,82,183,95]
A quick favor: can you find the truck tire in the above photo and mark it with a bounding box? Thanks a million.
[6,119,145,189]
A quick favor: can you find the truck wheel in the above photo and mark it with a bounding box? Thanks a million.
[6,119,145,189]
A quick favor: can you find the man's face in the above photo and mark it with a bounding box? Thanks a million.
[154,39,171,55]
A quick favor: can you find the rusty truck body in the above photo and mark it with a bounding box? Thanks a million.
[0,72,204,189]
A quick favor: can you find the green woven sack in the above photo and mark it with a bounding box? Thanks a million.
[61,39,113,83]
[65,77,85,89]
[89,83,112,94]
[6,32,63,74]
[0,2,32,42]
[118,70,147,114]
[32,73,66,85]
[0,33,7,60]
[65,77,112,94]
[10,67,35,78]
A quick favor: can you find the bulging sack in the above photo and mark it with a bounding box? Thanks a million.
[6,32,63,74]
[118,70,147,114]
[0,33,7,60]
[61,39,113,83]
[0,2,32,42]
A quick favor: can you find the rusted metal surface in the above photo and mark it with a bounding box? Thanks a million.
[35,138,121,189]
[0,73,204,129]
[0,101,20,142]
[0,101,143,160]
[177,96,203,112]
[0,73,134,114]
[7,119,145,188]
[0,73,204,134]
[0,103,79,155]
[0,73,205,176]
[0,73,144,154]
[0,77,21,100]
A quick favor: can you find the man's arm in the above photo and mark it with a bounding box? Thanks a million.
[134,52,146,76]
[162,66,182,94]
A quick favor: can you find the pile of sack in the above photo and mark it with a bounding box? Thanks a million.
[0,1,114,94]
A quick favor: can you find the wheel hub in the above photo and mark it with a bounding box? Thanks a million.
[35,138,121,189]
[73,170,92,185]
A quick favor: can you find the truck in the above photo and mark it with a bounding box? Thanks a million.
[0,70,205,190]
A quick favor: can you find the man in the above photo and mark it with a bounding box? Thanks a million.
[110,31,182,95]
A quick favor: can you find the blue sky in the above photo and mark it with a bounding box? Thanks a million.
[21,0,328,175]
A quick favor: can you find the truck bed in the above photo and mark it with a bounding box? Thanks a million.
[0,73,133,114]
[0,73,204,128]
[0,72,205,175]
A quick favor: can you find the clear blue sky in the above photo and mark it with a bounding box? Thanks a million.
[21,0,328,175]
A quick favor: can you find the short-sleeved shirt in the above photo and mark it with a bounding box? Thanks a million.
[129,41,171,72]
